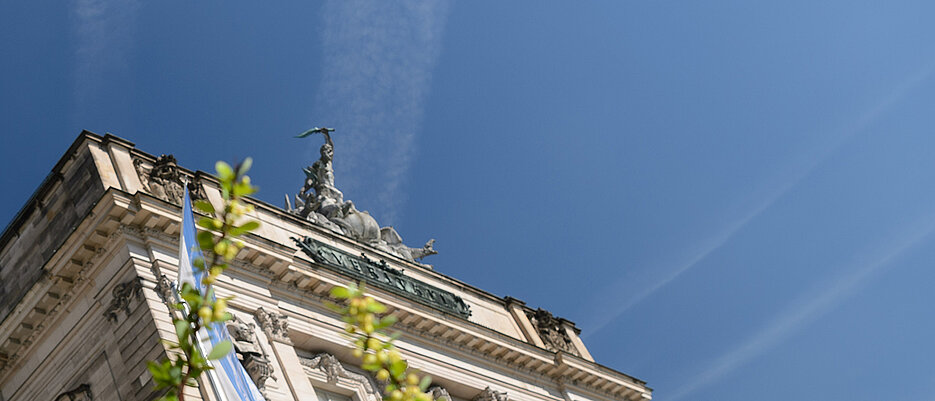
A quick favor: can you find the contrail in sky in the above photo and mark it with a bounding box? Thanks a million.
[71,0,139,120]
[583,63,935,338]
[667,211,935,401]
[313,0,453,225]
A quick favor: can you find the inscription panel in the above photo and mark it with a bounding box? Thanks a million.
[292,237,471,318]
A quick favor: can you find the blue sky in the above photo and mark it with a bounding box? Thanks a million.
[3,1,935,400]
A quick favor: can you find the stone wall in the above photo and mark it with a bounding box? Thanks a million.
[0,143,105,322]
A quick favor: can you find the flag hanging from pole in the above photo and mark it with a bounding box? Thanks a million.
[178,187,266,401]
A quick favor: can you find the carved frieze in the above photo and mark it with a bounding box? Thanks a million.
[526,308,580,357]
[227,315,274,394]
[472,386,508,401]
[104,277,143,323]
[55,384,92,401]
[299,353,380,395]
[254,307,291,344]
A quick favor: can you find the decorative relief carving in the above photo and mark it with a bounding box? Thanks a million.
[135,155,185,204]
[55,384,92,401]
[254,307,291,344]
[133,155,205,204]
[428,386,452,401]
[472,386,508,401]
[299,353,380,395]
[154,274,175,304]
[104,277,143,323]
[526,308,579,356]
[227,315,274,394]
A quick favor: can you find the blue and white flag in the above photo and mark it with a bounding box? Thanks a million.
[178,188,265,401]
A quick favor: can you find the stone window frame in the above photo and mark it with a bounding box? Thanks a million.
[299,353,382,401]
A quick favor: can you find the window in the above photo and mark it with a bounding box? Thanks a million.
[316,388,354,401]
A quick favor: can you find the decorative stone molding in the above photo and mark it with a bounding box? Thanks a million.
[472,386,508,401]
[227,315,275,394]
[133,155,206,204]
[428,386,452,401]
[153,274,175,304]
[104,277,143,323]
[55,384,92,401]
[299,353,380,396]
[526,308,580,357]
[253,307,291,344]
[134,155,185,204]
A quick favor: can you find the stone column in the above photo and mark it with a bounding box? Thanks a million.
[255,307,318,401]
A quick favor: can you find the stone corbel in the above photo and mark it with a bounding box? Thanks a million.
[428,386,453,401]
[472,387,508,401]
[299,353,381,396]
[254,307,292,344]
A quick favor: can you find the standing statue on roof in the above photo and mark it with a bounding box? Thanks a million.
[295,127,351,219]
[287,127,438,266]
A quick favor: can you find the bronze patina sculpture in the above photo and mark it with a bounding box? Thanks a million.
[288,127,437,265]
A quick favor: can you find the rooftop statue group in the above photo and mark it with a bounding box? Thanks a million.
[285,128,437,265]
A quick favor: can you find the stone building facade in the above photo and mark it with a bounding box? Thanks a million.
[0,131,651,401]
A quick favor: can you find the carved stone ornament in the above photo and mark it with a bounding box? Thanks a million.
[154,274,175,304]
[104,277,143,323]
[134,155,185,204]
[472,386,508,401]
[526,308,579,356]
[299,353,380,395]
[227,315,274,394]
[254,307,291,344]
[55,384,92,401]
[133,155,205,204]
[285,128,437,265]
[428,386,453,401]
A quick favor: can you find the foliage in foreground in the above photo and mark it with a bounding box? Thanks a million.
[329,283,434,401]
[146,158,430,401]
[147,160,259,401]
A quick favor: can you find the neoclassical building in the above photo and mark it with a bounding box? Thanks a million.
[0,131,651,401]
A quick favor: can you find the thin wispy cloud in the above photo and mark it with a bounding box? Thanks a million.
[312,0,453,225]
[71,0,139,120]
[667,211,935,401]
[583,63,935,338]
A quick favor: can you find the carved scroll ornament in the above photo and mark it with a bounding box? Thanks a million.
[104,277,143,323]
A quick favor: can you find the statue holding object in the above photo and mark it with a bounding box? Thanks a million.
[287,127,437,265]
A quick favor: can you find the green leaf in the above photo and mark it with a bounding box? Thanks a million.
[174,319,190,341]
[197,217,218,230]
[330,286,350,298]
[236,157,253,176]
[197,231,215,251]
[230,220,260,236]
[390,359,407,376]
[419,375,432,391]
[207,340,233,360]
[193,200,215,214]
[366,302,387,313]
[215,161,234,181]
